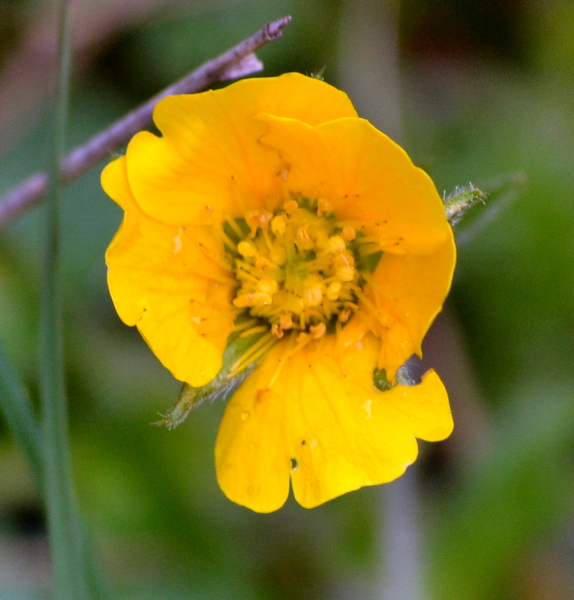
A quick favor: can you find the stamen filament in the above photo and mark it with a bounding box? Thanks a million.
[196,241,234,274]
[205,272,238,286]
[227,332,276,378]
[334,319,347,376]
[356,236,382,246]
[352,288,387,329]
[224,214,246,239]
[235,260,263,280]
[239,325,271,338]
[338,220,372,229]
[266,332,297,390]
[233,318,259,332]
[261,229,275,254]
[281,331,314,362]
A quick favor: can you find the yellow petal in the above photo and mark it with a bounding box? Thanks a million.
[104,157,236,387]
[361,228,456,379]
[215,356,292,513]
[259,115,449,254]
[101,156,134,212]
[125,74,358,226]
[215,334,452,512]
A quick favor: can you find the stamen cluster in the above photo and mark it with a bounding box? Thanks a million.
[231,199,361,338]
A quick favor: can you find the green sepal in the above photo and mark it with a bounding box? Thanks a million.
[154,327,270,430]
[444,184,487,226]
[310,66,326,80]
[445,173,525,243]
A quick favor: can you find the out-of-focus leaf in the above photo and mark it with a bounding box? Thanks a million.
[429,385,574,600]
[0,340,42,483]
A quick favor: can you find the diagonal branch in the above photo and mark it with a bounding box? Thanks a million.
[0,15,292,229]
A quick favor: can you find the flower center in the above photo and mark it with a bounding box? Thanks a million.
[229,199,364,339]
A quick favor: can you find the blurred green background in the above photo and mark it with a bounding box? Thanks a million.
[1,0,574,598]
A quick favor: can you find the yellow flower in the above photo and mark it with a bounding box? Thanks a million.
[102,73,456,513]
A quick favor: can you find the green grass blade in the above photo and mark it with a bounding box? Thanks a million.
[0,342,107,598]
[40,2,107,598]
[0,340,43,483]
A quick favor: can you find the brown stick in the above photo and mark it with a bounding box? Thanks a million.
[0,16,292,229]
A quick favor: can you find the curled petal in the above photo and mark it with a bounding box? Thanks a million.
[259,115,449,254]
[361,229,457,379]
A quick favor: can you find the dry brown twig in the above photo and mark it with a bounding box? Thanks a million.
[0,15,292,229]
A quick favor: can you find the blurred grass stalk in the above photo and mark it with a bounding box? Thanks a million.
[339,1,426,599]
[39,1,106,598]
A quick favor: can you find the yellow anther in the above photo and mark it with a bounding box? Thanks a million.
[237,240,257,257]
[253,292,272,306]
[232,292,272,308]
[231,198,362,334]
[246,210,273,234]
[338,308,352,323]
[314,230,329,249]
[280,312,293,329]
[255,256,271,270]
[296,332,310,343]
[317,197,332,215]
[310,322,327,339]
[233,294,255,308]
[271,215,286,235]
[296,227,311,243]
[293,298,306,313]
[304,287,323,307]
[269,246,286,266]
[283,200,299,214]
[327,235,346,253]
[271,324,284,339]
[336,250,354,268]
[257,279,278,295]
[342,225,356,241]
[326,281,342,301]
[336,265,355,282]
